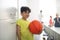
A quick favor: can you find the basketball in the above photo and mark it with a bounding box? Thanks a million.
[29,20,43,34]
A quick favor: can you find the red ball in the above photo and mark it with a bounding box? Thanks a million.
[29,20,43,34]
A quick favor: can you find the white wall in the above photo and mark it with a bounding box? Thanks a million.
[27,0,40,21]
[39,0,56,25]
[56,0,60,15]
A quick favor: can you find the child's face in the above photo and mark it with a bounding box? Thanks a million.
[21,11,30,19]
[56,14,59,18]
[50,16,52,18]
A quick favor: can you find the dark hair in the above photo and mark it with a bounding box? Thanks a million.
[20,6,31,13]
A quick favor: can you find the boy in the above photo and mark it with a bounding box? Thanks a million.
[16,6,34,40]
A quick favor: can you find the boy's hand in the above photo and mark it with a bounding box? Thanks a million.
[16,24,21,40]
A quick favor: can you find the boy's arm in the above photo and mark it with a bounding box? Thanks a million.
[16,24,21,40]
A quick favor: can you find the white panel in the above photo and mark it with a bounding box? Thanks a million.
[0,20,16,40]
[0,0,17,40]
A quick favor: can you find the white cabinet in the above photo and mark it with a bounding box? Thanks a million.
[0,7,17,40]
[0,20,16,40]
